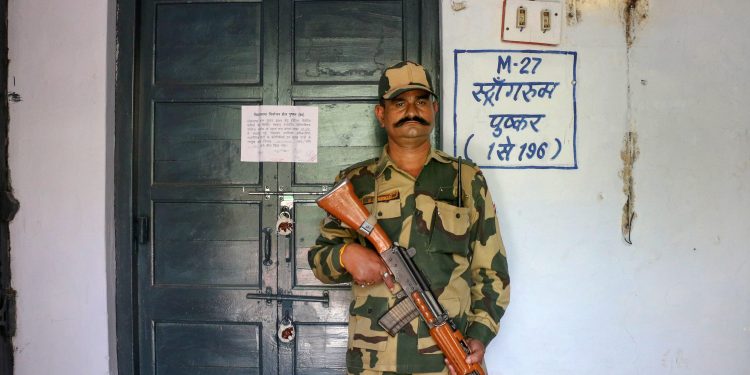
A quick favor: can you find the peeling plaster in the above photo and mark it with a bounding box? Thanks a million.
[566,0,617,26]
[451,0,467,12]
[566,0,582,26]
[566,0,649,41]
[620,131,639,244]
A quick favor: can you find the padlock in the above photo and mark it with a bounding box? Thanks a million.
[276,210,294,236]
[278,314,295,343]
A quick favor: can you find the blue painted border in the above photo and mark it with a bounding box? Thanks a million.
[453,49,578,170]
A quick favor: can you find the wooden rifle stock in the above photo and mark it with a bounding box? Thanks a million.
[317,179,485,375]
[316,178,392,254]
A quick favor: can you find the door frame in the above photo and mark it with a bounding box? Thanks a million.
[113,1,442,373]
[0,1,20,374]
[114,0,138,373]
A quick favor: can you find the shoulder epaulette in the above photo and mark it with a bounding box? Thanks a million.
[338,157,379,178]
[461,157,478,169]
[435,149,479,169]
[434,148,456,161]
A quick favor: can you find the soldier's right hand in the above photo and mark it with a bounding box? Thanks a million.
[341,243,391,287]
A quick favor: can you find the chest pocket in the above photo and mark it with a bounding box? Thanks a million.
[365,197,401,220]
[430,200,472,257]
[363,193,402,245]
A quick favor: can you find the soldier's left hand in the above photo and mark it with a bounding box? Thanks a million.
[444,338,485,375]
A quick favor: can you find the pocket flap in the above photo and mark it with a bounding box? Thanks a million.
[364,192,401,220]
[434,201,471,236]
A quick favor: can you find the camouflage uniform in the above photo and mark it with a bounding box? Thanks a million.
[308,146,510,374]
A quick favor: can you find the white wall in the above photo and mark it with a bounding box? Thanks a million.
[8,0,114,374]
[442,1,750,374]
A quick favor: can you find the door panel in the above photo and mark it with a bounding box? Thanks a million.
[153,202,262,286]
[293,1,403,83]
[154,102,262,185]
[293,324,349,374]
[155,2,263,85]
[155,322,261,375]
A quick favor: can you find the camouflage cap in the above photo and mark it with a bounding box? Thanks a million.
[378,61,437,100]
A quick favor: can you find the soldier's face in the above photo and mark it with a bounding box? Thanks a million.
[375,89,438,148]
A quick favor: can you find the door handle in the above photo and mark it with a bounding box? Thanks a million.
[262,227,273,266]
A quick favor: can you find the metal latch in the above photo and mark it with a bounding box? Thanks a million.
[0,288,16,338]
[246,287,329,307]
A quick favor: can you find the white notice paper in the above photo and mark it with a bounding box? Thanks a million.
[241,105,318,163]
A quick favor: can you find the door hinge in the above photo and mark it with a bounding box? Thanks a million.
[0,288,16,338]
[136,216,150,244]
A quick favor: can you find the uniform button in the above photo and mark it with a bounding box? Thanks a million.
[378,211,383,217]
[456,213,461,218]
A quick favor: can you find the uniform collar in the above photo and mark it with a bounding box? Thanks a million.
[374,144,452,178]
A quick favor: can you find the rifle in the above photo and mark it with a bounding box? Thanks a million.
[317,178,485,375]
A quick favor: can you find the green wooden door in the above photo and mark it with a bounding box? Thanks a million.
[133,1,439,374]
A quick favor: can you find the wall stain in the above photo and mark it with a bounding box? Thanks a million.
[623,0,649,48]
[620,0,647,245]
[566,0,582,26]
[620,131,639,244]
[566,0,649,33]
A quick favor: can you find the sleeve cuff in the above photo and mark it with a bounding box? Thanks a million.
[331,243,347,274]
[465,322,496,347]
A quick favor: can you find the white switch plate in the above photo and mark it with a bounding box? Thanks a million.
[502,0,563,45]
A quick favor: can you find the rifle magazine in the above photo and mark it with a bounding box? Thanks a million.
[378,297,419,336]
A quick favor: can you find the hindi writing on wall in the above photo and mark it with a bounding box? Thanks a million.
[453,50,578,169]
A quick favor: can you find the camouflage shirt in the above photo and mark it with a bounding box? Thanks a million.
[308,146,510,374]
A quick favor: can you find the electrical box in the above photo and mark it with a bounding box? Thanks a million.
[502,0,562,45]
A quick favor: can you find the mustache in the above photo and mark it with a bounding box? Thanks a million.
[395,116,430,127]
